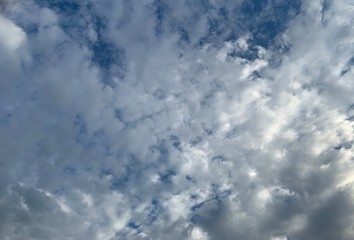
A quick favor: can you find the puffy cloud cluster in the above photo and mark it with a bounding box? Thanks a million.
[1,0,354,239]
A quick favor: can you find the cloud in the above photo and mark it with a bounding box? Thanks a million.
[0,0,354,239]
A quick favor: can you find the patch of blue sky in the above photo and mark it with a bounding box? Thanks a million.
[159,169,176,183]
[34,0,81,15]
[341,56,354,76]
[147,198,161,224]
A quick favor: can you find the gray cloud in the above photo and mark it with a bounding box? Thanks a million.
[1,0,354,239]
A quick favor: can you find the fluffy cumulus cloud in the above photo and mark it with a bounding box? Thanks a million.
[1,0,354,239]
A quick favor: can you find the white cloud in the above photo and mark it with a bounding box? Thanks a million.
[189,227,209,240]
[0,14,26,50]
[1,0,354,239]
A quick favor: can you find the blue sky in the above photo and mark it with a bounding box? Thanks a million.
[1,0,354,239]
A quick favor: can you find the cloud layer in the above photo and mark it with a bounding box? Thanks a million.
[1,0,354,239]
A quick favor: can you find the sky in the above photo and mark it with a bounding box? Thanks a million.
[1,0,354,239]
